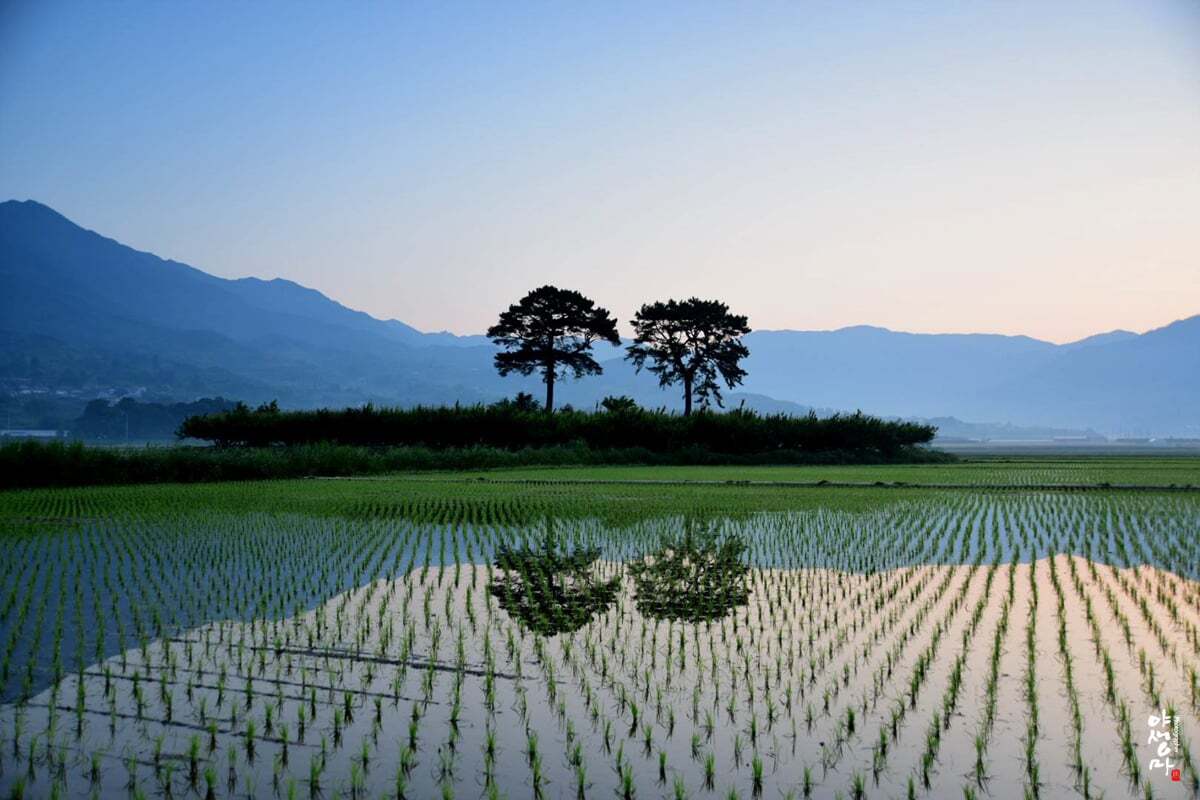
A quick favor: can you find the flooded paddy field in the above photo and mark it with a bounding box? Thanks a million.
[1,470,1198,799]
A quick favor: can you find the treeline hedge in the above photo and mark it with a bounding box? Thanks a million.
[180,402,936,455]
[0,439,952,490]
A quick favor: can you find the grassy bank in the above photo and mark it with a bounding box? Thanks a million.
[0,439,953,489]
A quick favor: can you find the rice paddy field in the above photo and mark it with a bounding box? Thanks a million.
[1,458,1199,799]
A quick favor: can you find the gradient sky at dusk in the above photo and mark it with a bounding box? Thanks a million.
[2,0,1198,342]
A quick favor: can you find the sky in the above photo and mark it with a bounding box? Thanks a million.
[2,1,1199,343]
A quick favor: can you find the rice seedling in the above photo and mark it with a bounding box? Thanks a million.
[851,771,866,800]
[752,753,764,796]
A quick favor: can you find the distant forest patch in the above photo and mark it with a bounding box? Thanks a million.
[74,397,238,440]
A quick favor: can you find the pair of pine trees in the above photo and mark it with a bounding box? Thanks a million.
[487,285,750,414]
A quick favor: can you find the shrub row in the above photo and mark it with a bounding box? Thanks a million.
[0,439,952,489]
[180,402,937,455]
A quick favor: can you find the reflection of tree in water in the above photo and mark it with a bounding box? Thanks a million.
[489,538,620,636]
[629,532,749,623]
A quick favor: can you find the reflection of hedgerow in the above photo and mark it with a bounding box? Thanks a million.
[629,532,750,622]
[489,539,620,636]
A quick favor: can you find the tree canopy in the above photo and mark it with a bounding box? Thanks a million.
[626,298,750,415]
[486,285,620,412]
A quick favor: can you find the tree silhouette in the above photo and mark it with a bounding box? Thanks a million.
[626,298,750,415]
[487,286,620,412]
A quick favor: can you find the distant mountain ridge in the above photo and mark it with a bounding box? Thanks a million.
[1,199,1196,435]
[736,317,1200,436]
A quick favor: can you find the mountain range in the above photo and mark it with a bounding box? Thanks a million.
[1,199,1196,436]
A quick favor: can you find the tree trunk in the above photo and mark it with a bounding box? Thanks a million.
[544,365,555,413]
[682,375,693,416]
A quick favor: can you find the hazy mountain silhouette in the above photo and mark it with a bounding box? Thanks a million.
[736,320,1199,435]
[2,200,1196,435]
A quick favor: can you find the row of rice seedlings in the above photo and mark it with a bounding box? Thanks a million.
[1047,555,1091,793]
[906,558,995,797]
[1082,558,1200,794]
[968,554,1015,789]
[1022,557,1041,799]
[1071,551,1150,791]
[849,557,985,795]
